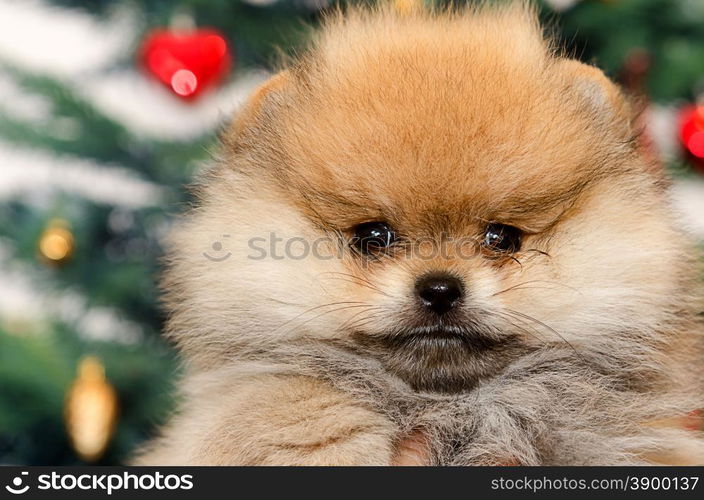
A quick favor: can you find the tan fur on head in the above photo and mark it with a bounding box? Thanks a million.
[137,2,704,465]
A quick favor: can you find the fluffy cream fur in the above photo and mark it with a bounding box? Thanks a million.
[136,2,704,465]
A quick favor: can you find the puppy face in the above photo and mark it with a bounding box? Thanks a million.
[166,7,692,392]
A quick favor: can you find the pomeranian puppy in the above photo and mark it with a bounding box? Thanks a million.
[137,3,704,465]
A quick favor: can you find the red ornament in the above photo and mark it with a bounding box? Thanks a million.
[678,105,704,171]
[140,28,232,100]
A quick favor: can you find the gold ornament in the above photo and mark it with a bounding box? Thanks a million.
[64,356,119,462]
[394,0,422,15]
[38,219,74,265]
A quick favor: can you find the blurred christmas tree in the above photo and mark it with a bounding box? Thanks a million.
[0,0,702,465]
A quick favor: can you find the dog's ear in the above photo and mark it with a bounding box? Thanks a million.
[229,70,291,136]
[558,59,669,183]
[558,59,634,139]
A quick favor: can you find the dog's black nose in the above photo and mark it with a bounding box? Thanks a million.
[415,273,464,315]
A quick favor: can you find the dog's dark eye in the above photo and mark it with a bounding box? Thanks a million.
[483,223,522,253]
[351,221,396,254]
